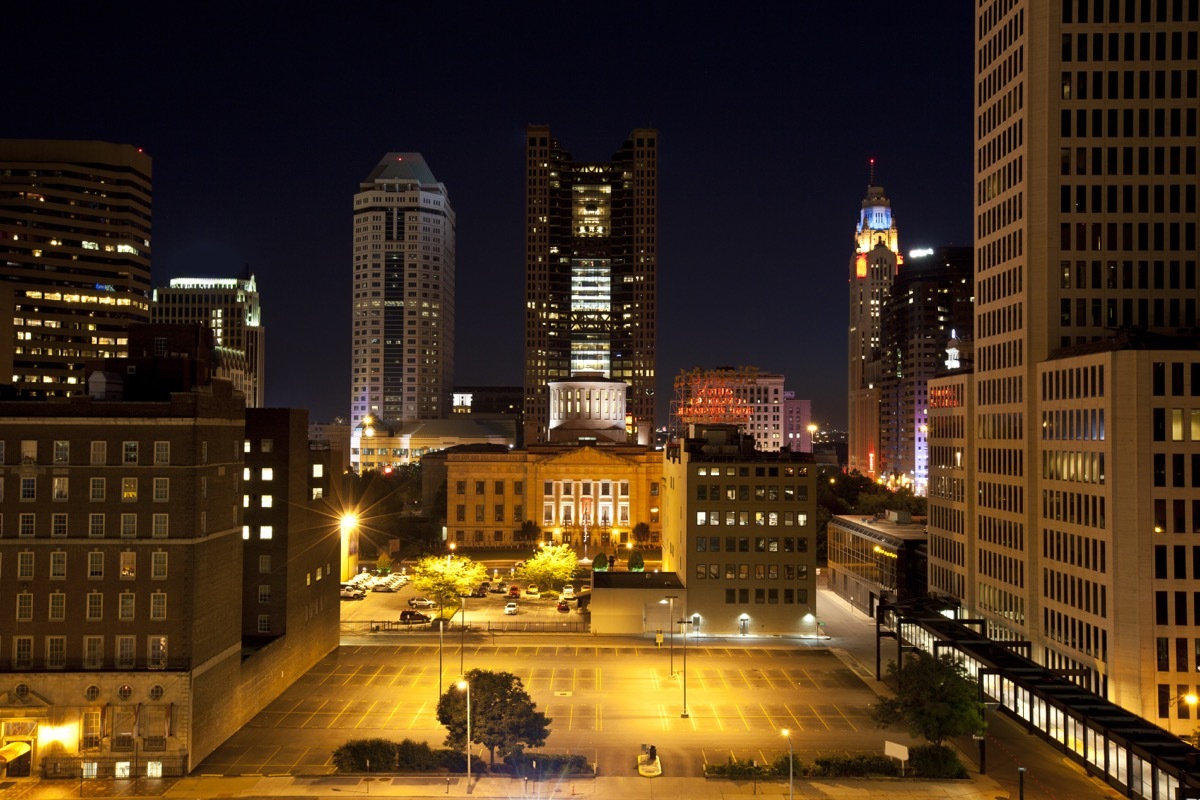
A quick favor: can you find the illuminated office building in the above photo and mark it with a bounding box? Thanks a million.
[925,0,1200,735]
[847,168,901,478]
[0,140,152,394]
[524,125,658,445]
[152,273,264,407]
[349,153,455,430]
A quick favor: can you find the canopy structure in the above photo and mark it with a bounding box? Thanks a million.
[0,741,31,764]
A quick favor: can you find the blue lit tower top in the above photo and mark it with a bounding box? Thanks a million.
[854,159,900,257]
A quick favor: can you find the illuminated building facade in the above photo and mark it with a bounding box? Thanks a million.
[877,247,973,493]
[350,153,455,430]
[661,424,819,635]
[0,140,152,395]
[847,167,901,478]
[152,274,265,407]
[923,0,1200,737]
[523,125,657,445]
[672,367,802,453]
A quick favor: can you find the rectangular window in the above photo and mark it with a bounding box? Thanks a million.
[21,477,36,500]
[153,478,169,502]
[90,477,105,501]
[260,525,273,540]
[122,478,137,501]
[88,552,103,579]
[13,637,32,669]
[261,467,274,481]
[152,513,168,538]
[54,440,70,464]
[21,440,37,460]
[116,636,135,668]
[89,513,105,538]
[84,636,103,669]
[258,554,270,573]
[257,615,271,633]
[48,594,66,623]
[121,514,137,537]
[90,441,106,465]
[152,552,168,579]
[119,592,135,621]
[16,593,33,621]
[148,636,167,668]
[19,513,35,537]
[52,476,68,500]
[258,585,271,604]
[120,551,136,579]
[87,592,103,620]
[50,551,66,579]
[153,441,170,465]
[150,592,167,620]
[123,441,138,464]
[51,513,67,537]
[261,439,273,453]
[17,552,34,579]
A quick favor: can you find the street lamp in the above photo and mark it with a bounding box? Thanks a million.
[679,610,691,718]
[459,595,467,675]
[807,423,818,453]
[456,680,472,794]
[661,595,678,677]
[781,729,794,800]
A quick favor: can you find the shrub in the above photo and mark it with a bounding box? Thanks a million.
[332,738,396,772]
[767,753,804,778]
[909,744,968,779]
[809,754,899,777]
[705,756,769,778]
[395,739,442,771]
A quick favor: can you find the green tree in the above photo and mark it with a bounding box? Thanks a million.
[872,652,983,747]
[592,552,609,572]
[376,553,393,574]
[518,520,541,544]
[410,555,488,613]
[437,669,550,767]
[627,550,645,572]
[632,521,651,544]
[516,544,576,590]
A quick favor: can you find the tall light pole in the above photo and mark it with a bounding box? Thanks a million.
[807,423,818,453]
[680,610,690,718]
[662,595,677,677]
[781,729,793,800]
[457,680,471,794]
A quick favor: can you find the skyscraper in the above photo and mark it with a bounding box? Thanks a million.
[0,140,152,395]
[847,168,901,478]
[350,153,455,430]
[928,0,1200,734]
[523,125,658,446]
[152,273,265,407]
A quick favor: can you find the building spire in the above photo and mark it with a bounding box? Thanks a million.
[868,157,876,187]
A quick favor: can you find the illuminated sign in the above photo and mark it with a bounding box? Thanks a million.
[910,248,934,258]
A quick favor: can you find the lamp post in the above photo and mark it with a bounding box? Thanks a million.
[459,595,467,675]
[807,423,818,453]
[781,729,793,800]
[457,680,471,794]
[662,596,677,677]
[679,610,690,718]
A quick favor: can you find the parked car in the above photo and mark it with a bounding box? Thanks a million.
[561,585,575,599]
[525,585,540,596]
[513,560,525,569]
[508,586,521,598]
[479,581,491,591]
[399,610,430,623]
[340,586,366,600]
[371,583,397,592]
[491,583,509,594]
[504,602,519,615]
[556,600,570,613]
[408,596,436,608]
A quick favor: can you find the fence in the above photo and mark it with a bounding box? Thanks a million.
[342,620,590,636]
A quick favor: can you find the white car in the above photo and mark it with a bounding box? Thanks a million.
[408,596,436,608]
[504,602,519,615]
[561,586,575,599]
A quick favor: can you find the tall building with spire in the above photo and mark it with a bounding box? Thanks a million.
[926,0,1200,737]
[349,153,455,431]
[523,125,658,445]
[0,140,152,395]
[847,163,901,478]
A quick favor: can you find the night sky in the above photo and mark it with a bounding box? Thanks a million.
[9,5,975,429]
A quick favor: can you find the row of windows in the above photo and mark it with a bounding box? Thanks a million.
[15,591,167,622]
[9,550,168,580]
[1058,258,1199,291]
[695,535,810,553]
[1060,67,1200,101]
[456,504,524,523]
[1058,220,1198,254]
[723,588,809,605]
[4,476,174,503]
[694,511,809,528]
[695,484,809,502]
[694,563,810,580]
[1061,0,1200,26]
[0,440,170,466]
[1042,568,1107,617]
[5,634,167,670]
[1155,637,1200,676]
[1,512,172,538]
[1153,544,1200,579]
[1044,607,1106,660]
[695,465,808,478]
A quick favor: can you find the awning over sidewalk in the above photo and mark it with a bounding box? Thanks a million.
[0,741,31,764]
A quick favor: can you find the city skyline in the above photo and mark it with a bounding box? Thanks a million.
[5,5,975,427]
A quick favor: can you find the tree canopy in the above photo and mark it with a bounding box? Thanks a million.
[592,552,609,572]
[409,555,488,610]
[872,652,983,746]
[627,550,645,572]
[515,543,576,590]
[437,669,550,766]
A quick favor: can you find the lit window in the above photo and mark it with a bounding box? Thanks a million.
[312,464,324,478]
[122,478,137,501]
[261,495,273,508]
[260,526,273,540]
[262,467,274,481]
[120,552,136,579]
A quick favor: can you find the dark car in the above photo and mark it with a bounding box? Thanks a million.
[556,600,570,613]
[490,583,508,594]
[399,610,430,623]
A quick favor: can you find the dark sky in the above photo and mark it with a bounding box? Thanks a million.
[9,5,974,429]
